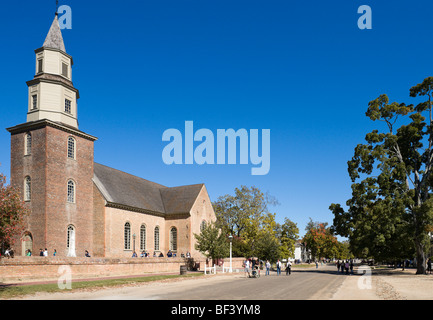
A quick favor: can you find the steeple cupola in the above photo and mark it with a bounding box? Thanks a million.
[26,14,79,129]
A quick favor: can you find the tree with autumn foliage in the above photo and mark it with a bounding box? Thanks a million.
[302,218,338,261]
[0,173,28,254]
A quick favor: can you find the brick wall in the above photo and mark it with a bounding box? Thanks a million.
[0,257,201,283]
[9,122,95,257]
[0,257,246,283]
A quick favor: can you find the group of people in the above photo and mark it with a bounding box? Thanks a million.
[244,258,293,277]
[22,248,91,257]
[273,259,292,276]
[336,260,354,275]
[131,250,191,258]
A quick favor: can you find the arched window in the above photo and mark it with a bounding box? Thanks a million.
[154,226,160,251]
[24,176,31,201]
[67,137,75,159]
[140,224,146,251]
[21,232,33,256]
[124,222,131,250]
[67,225,75,248]
[67,180,75,203]
[67,225,76,257]
[25,133,32,156]
[169,227,177,251]
[200,220,207,232]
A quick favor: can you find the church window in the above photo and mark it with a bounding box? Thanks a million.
[200,220,207,232]
[65,99,72,114]
[25,133,32,156]
[154,226,160,251]
[67,137,75,159]
[169,227,177,251]
[67,180,75,203]
[140,224,146,251]
[24,176,31,201]
[62,63,68,78]
[32,95,38,110]
[67,225,75,248]
[124,222,131,250]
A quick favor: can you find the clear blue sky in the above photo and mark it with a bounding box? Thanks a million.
[1,1,432,238]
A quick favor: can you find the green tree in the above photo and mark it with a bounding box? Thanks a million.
[330,77,433,274]
[0,173,28,252]
[213,185,279,257]
[279,217,299,259]
[194,221,229,261]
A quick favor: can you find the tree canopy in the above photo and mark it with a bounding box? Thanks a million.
[330,77,433,274]
[212,185,298,262]
[0,173,28,251]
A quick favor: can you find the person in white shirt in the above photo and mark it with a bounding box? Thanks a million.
[244,259,250,278]
[286,260,292,275]
[265,260,271,276]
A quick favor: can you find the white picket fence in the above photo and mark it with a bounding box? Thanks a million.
[204,263,241,275]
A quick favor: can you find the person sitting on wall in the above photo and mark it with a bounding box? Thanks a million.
[167,250,172,257]
[159,252,164,257]
[132,251,137,258]
[85,250,91,257]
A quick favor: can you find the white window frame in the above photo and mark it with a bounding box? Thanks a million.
[24,176,31,201]
[67,180,75,203]
[67,136,76,159]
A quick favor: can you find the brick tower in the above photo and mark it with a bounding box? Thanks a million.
[6,14,97,257]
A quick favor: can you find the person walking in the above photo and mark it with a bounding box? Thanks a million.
[244,258,250,278]
[276,259,281,275]
[286,260,292,275]
[265,260,271,276]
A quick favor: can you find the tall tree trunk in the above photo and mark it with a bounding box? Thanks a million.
[415,239,426,274]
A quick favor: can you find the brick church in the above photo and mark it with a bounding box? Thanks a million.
[6,14,216,258]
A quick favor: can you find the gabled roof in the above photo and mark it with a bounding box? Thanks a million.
[43,14,66,52]
[93,163,204,215]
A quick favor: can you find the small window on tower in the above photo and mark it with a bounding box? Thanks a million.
[65,99,72,114]
[37,59,43,73]
[62,63,68,78]
[32,95,37,110]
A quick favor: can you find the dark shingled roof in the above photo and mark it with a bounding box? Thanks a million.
[93,163,204,215]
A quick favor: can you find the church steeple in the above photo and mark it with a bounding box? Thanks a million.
[42,14,66,53]
[26,13,79,129]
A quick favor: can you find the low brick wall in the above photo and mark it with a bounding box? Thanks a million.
[0,256,197,283]
[0,256,247,284]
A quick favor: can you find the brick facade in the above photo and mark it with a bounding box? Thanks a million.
[8,122,96,258]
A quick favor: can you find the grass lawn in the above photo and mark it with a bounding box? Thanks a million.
[0,273,203,299]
